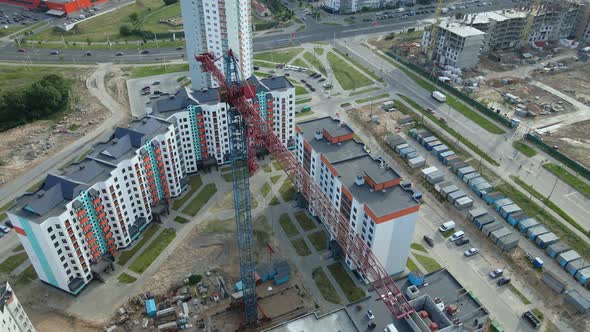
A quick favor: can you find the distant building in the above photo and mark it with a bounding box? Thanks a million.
[465,10,527,52]
[252,0,271,17]
[527,3,585,44]
[1,281,36,332]
[422,22,486,69]
[0,0,107,15]
[295,116,420,276]
[180,0,253,90]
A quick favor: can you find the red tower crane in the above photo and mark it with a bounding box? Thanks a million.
[196,50,415,322]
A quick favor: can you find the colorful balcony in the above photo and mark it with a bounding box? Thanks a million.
[76,209,86,217]
[92,251,101,259]
[85,231,94,239]
[82,224,92,232]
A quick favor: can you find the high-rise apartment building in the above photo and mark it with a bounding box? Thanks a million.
[8,76,295,295]
[422,22,486,69]
[180,0,253,89]
[295,117,420,276]
[1,282,36,332]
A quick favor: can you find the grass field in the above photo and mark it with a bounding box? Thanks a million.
[406,257,419,272]
[254,48,303,63]
[117,272,137,283]
[295,85,308,95]
[279,179,296,202]
[303,52,327,75]
[117,224,161,265]
[410,243,428,253]
[413,254,442,273]
[261,182,272,197]
[291,238,312,256]
[171,175,202,210]
[291,58,308,68]
[512,141,537,157]
[270,195,281,206]
[128,228,176,274]
[0,253,28,273]
[296,98,312,105]
[14,264,37,286]
[308,230,328,251]
[327,262,365,302]
[270,175,282,184]
[327,51,372,90]
[173,216,190,224]
[294,211,316,231]
[314,47,324,56]
[140,3,182,33]
[508,284,531,305]
[182,183,217,216]
[0,65,86,91]
[272,160,282,171]
[312,267,341,304]
[12,244,24,253]
[279,213,298,237]
[333,49,383,83]
[543,163,590,199]
[263,164,272,173]
[126,63,188,79]
[355,93,389,104]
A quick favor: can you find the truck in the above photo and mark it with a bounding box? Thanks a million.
[382,101,394,111]
[432,91,446,102]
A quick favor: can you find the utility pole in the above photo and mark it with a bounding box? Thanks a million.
[541,176,558,213]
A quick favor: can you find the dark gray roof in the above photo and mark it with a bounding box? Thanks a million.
[297,116,354,142]
[61,159,116,184]
[306,136,367,163]
[148,88,196,117]
[189,88,220,104]
[258,75,294,90]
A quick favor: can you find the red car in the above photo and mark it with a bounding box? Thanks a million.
[18,48,27,52]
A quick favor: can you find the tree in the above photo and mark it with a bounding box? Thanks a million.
[128,12,139,24]
[163,0,178,5]
[188,274,202,285]
[120,24,133,36]
[86,37,91,45]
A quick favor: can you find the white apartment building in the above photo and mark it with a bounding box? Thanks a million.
[8,117,185,294]
[422,22,486,69]
[462,10,527,52]
[1,282,35,332]
[180,0,253,89]
[295,117,420,276]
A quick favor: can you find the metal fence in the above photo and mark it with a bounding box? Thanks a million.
[526,133,590,181]
[386,52,513,128]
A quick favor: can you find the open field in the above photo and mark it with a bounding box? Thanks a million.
[254,48,303,64]
[512,141,537,157]
[541,120,590,170]
[279,213,298,237]
[413,254,441,273]
[308,230,328,251]
[117,272,137,284]
[303,52,326,75]
[0,253,28,273]
[128,228,176,274]
[291,238,312,256]
[327,51,372,90]
[294,211,315,231]
[125,64,188,79]
[532,60,590,105]
[117,224,161,265]
[327,262,365,302]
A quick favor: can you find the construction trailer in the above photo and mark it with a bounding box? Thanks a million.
[473,182,493,198]
[546,242,571,258]
[457,166,476,180]
[506,211,528,227]
[447,190,467,204]
[482,221,504,237]
[557,250,582,268]
[474,214,496,230]
[575,267,590,286]
[426,171,445,184]
[468,176,486,188]
[497,233,519,251]
[542,271,567,294]
[565,290,590,314]
[535,232,559,249]
[494,198,514,212]
[527,225,549,241]
[467,207,488,222]
[454,196,473,210]
[483,191,505,205]
[499,204,522,220]
[566,259,590,276]
[518,218,540,233]
[462,172,480,184]
[434,181,453,193]
[439,151,455,163]
[408,156,426,168]
[440,185,460,199]
[490,227,512,244]
[451,162,469,174]
[432,144,450,157]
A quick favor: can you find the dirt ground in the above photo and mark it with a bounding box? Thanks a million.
[541,120,590,169]
[28,307,101,332]
[368,31,424,59]
[532,59,590,105]
[0,68,117,185]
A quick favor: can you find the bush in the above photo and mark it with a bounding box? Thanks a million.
[128,12,139,23]
[120,24,134,36]
[189,274,202,285]
[163,0,178,5]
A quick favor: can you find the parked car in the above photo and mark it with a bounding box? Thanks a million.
[153,90,162,95]
[141,50,150,54]
[153,81,161,85]
[366,310,375,320]
[489,268,503,279]
[253,66,259,70]
[318,78,326,82]
[115,52,124,56]
[85,51,92,56]
[464,247,479,257]
[50,50,59,55]
[310,87,316,92]
[423,235,434,247]
[5,221,14,229]
[449,230,464,242]
[455,238,470,246]
[497,276,511,286]
[300,79,307,83]
[0,225,11,233]
[522,310,542,329]
[176,46,184,50]
[17,48,26,52]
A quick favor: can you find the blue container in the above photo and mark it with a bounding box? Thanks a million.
[575,267,590,285]
[546,242,570,258]
[494,198,514,212]
[507,211,528,227]
[500,204,522,220]
[518,218,540,232]
[533,258,544,268]
[146,299,156,318]
[409,271,425,286]
[566,258,587,276]
[557,250,581,268]
[274,273,290,285]
[483,191,505,205]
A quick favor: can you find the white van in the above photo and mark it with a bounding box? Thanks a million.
[384,323,399,332]
[450,230,465,242]
[438,220,455,232]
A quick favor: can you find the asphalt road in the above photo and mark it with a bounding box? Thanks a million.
[0,0,515,64]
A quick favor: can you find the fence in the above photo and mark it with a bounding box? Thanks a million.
[386,51,513,128]
[526,133,590,181]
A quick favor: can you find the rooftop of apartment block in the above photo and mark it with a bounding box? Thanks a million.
[296,117,417,218]
[1,281,12,313]
[440,21,487,38]
[249,75,294,92]
[345,269,489,332]
[264,309,358,332]
[147,88,196,118]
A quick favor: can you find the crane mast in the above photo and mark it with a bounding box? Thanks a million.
[196,50,415,325]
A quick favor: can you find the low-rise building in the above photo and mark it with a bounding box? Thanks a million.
[295,116,420,276]
[1,281,36,332]
[422,22,486,69]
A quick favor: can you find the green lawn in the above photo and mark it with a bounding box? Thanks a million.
[140,3,182,33]
[294,211,316,231]
[291,238,312,256]
[272,160,282,171]
[261,182,272,197]
[350,87,380,96]
[0,253,28,273]
[296,98,312,105]
[128,228,176,274]
[295,85,308,95]
[333,49,383,83]
[303,52,327,75]
[279,213,299,237]
[117,224,161,265]
[279,179,296,202]
[270,195,281,206]
[413,254,442,273]
[312,267,341,304]
[182,183,217,216]
[308,230,328,251]
[508,284,531,305]
[126,64,189,79]
[117,272,137,283]
[398,94,499,166]
[14,264,37,287]
[327,262,365,302]
[531,308,544,321]
[270,175,282,184]
[263,164,272,173]
[543,163,590,199]
[406,257,419,272]
[253,60,275,68]
[173,216,190,224]
[410,243,428,253]
[511,176,582,235]
[171,175,202,210]
[314,47,325,56]
[355,94,389,104]
[12,244,24,253]
[512,141,537,157]
[327,51,372,90]
[254,48,304,63]
[291,58,308,68]
[0,65,86,91]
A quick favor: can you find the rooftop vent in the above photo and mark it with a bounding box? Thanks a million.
[142,119,148,124]
[355,174,365,186]
[37,192,45,198]
[380,160,386,168]
[79,165,86,170]
[382,189,386,193]
[112,138,118,145]
[314,130,323,141]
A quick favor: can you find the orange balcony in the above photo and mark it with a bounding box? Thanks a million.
[102,225,110,234]
[100,219,108,227]
[92,197,100,205]
[87,238,97,246]
[85,231,94,239]
[107,238,115,246]
[82,224,92,232]
[98,212,106,220]
[79,216,89,225]
[76,210,86,217]
[95,205,104,213]
[90,244,99,252]
[104,232,113,240]
[92,251,101,259]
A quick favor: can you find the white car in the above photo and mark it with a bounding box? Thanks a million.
[449,230,464,242]
[0,225,11,233]
[366,309,375,320]
[489,268,503,279]
[464,248,479,257]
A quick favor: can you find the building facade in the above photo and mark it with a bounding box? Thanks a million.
[295,117,420,276]
[1,282,36,332]
[422,22,486,69]
[180,0,253,90]
[7,76,295,295]
[465,10,527,52]
[0,0,107,14]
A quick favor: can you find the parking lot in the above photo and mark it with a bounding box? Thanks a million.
[0,4,48,37]
[126,70,189,118]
